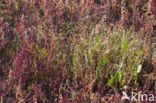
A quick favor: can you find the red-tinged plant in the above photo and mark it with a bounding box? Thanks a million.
[0,0,155,102]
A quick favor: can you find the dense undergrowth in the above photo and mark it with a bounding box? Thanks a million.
[0,0,156,102]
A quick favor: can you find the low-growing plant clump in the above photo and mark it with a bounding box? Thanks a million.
[0,0,155,102]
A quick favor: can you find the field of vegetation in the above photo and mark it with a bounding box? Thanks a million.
[0,0,156,102]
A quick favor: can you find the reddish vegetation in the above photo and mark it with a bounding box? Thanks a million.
[151,0,156,17]
[0,0,155,102]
